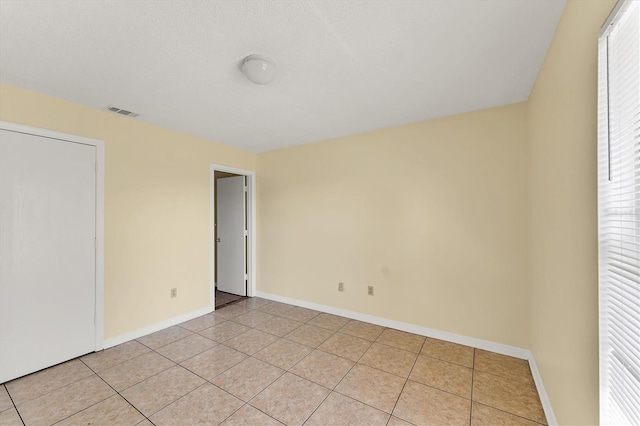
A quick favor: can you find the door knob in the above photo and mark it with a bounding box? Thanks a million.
[216,238,221,242]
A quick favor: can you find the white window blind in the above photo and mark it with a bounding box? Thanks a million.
[598,1,640,425]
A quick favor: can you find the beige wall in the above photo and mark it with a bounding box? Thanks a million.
[258,103,531,348]
[527,0,615,424]
[0,83,257,340]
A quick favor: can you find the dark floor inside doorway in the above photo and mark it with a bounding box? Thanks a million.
[215,289,245,309]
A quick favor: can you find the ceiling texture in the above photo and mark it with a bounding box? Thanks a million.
[0,0,566,152]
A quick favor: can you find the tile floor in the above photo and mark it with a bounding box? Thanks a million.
[0,298,547,426]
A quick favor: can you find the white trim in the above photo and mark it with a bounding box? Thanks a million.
[256,291,556,424]
[256,291,529,357]
[210,164,257,310]
[0,121,104,147]
[209,169,216,309]
[529,355,557,426]
[0,121,105,352]
[94,136,105,351]
[102,306,213,348]
[600,0,632,37]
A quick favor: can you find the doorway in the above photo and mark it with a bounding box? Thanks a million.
[210,165,256,310]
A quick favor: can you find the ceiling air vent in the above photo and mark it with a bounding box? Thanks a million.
[104,106,140,118]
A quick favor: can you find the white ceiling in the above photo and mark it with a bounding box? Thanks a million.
[0,0,565,152]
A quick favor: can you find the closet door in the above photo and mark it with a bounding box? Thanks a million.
[0,128,96,383]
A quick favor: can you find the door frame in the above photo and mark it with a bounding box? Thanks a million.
[0,121,105,351]
[209,164,256,309]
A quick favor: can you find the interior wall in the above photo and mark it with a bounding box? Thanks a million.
[526,0,616,424]
[0,83,257,341]
[257,103,530,348]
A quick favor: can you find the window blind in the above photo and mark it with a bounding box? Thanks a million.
[598,1,640,425]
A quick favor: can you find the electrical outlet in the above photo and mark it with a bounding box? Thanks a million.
[368,286,374,296]
[170,288,177,298]
[338,282,344,292]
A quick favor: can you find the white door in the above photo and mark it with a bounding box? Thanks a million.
[0,129,96,383]
[216,176,246,296]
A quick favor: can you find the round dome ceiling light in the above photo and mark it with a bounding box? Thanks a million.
[241,54,277,85]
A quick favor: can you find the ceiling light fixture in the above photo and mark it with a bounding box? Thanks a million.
[241,54,277,85]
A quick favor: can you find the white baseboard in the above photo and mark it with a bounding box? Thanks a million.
[102,306,213,349]
[256,292,529,358]
[256,291,556,425]
[528,354,557,425]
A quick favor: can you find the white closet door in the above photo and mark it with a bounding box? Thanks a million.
[0,129,96,383]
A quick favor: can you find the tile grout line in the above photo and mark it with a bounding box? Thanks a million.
[242,314,306,337]
[294,381,332,425]
[208,392,247,426]
[325,326,390,415]
[3,385,26,426]
[471,350,547,424]
[241,320,381,424]
[2,359,96,407]
[87,340,170,381]
[242,394,287,425]
[238,363,311,424]
[148,332,204,352]
[83,343,155,374]
[146,335,286,425]
[389,374,477,402]
[156,339,219,362]
[278,342,401,421]
[138,342,234,419]
[146,382,213,422]
[253,323,303,337]
[386,335,426,423]
[418,351,475,369]
[140,342,248,425]
[78,356,154,425]
[305,334,372,372]
[49,394,115,426]
[7,353,153,425]
[177,344,247,383]
[471,371,548,422]
[109,338,230,422]
[330,387,403,420]
[469,348,476,426]
[365,338,422,354]
[472,367,538,385]
[379,337,478,402]
[472,401,548,426]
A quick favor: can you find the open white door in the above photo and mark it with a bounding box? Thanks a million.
[0,129,97,383]
[216,176,246,296]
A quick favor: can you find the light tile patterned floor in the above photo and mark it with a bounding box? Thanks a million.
[0,298,547,426]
